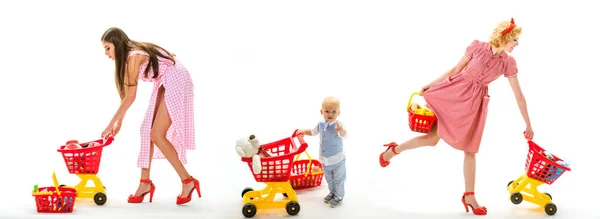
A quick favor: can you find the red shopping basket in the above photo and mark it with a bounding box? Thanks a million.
[407,92,437,133]
[32,172,77,213]
[289,158,324,190]
[57,137,114,174]
[241,130,308,182]
[525,140,571,185]
[33,187,77,213]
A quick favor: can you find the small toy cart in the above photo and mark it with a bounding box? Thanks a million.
[407,92,437,133]
[506,139,571,215]
[56,136,114,205]
[289,150,324,190]
[240,130,307,218]
[32,172,77,213]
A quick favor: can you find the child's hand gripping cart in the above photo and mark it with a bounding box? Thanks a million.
[407,92,437,133]
[506,139,571,215]
[240,130,307,218]
[56,136,114,206]
[32,172,77,213]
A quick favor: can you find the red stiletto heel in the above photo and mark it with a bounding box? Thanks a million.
[127,179,155,203]
[380,142,399,167]
[176,176,201,205]
[462,192,487,215]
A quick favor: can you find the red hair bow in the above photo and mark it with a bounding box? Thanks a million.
[502,18,515,36]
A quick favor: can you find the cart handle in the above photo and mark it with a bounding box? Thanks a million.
[57,136,115,152]
[292,129,323,177]
[103,136,115,145]
[291,129,308,154]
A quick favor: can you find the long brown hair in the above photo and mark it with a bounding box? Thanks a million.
[100,27,176,99]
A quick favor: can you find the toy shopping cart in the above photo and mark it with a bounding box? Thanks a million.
[56,136,114,206]
[240,130,307,218]
[289,150,324,190]
[32,172,77,213]
[407,92,437,133]
[506,139,571,215]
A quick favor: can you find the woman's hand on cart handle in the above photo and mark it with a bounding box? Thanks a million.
[102,127,115,140]
[523,127,534,141]
[101,129,113,140]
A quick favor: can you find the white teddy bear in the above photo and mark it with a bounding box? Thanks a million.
[236,134,263,174]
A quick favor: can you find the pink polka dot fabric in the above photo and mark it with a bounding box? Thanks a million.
[128,50,195,168]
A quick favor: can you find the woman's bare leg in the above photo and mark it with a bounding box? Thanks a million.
[382,123,441,162]
[150,86,195,197]
[463,151,483,209]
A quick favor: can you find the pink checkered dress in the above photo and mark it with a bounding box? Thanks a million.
[128,50,195,168]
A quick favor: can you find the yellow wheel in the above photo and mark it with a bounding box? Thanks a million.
[242,203,257,218]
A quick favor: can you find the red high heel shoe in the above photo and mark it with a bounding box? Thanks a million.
[127,179,155,203]
[462,192,487,215]
[380,142,399,167]
[176,176,201,205]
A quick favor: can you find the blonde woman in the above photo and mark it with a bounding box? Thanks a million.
[379,19,534,215]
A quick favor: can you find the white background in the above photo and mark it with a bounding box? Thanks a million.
[1,0,598,218]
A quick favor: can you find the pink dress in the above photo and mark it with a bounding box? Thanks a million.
[422,40,518,153]
[128,50,195,168]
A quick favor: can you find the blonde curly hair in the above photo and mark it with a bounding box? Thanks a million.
[489,19,522,48]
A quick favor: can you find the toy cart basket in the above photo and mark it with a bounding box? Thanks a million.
[57,137,114,174]
[32,172,77,213]
[242,130,308,182]
[289,150,324,190]
[407,92,437,133]
[525,140,571,185]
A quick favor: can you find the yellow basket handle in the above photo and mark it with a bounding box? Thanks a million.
[406,92,435,116]
[294,150,324,177]
[52,172,61,196]
[32,172,61,196]
[406,92,422,111]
